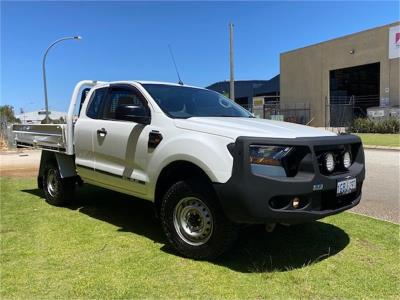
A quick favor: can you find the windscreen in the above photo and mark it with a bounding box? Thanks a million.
[142,84,252,119]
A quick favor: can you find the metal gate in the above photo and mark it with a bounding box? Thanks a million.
[242,100,311,125]
[325,95,379,127]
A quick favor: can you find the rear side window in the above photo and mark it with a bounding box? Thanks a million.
[86,88,107,119]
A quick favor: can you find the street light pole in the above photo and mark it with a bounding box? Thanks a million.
[42,36,82,123]
[229,22,235,101]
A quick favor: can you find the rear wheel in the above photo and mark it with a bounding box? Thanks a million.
[160,180,237,260]
[43,164,75,206]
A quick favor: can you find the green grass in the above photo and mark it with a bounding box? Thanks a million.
[356,133,400,147]
[1,177,399,299]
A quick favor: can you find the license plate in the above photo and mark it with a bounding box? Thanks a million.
[337,178,357,196]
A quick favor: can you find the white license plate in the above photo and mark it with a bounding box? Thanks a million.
[337,178,357,196]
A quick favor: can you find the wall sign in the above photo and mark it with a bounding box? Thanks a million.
[389,25,400,59]
[252,97,265,118]
[380,97,389,107]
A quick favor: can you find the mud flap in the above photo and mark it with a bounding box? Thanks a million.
[38,151,77,189]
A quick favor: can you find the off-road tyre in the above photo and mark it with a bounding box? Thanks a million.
[43,163,75,206]
[160,180,238,260]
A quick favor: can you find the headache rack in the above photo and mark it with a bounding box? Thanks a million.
[10,80,105,155]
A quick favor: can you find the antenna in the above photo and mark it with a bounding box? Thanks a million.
[168,44,183,85]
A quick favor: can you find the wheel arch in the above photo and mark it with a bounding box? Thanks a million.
[38,151,77,189]
[154,160,216,217]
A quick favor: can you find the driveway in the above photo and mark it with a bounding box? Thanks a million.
[1,148,399,223]
[0,149,41,177]
[351,149,400,223]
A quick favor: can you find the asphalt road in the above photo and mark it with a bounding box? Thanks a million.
[1,148,399,223]
[351,149,400,223]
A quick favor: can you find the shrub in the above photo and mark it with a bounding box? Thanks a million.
[350,117,400,134]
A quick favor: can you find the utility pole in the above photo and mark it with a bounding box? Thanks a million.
[229,22,235,101]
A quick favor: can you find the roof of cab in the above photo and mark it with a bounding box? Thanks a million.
[136,80,205,90]
[92,80,207,91]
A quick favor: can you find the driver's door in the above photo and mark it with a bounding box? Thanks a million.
[91,85,152,196]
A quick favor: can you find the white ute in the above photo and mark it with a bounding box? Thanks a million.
[12,80,365,259]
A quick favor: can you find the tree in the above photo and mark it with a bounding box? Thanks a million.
[0,105,21,125]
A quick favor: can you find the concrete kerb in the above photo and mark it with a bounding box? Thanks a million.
[363,145,400,151]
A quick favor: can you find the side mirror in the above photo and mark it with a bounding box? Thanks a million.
[115,104,150,124]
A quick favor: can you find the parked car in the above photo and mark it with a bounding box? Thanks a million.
[12,80,365,259]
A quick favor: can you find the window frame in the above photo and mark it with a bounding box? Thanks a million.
[85,84,151,123]
[85,87,108,119]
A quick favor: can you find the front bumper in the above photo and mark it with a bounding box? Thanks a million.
[214,135,365,224]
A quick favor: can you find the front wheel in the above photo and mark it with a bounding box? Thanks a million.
[160,180,237,260]
[43,164,75,206]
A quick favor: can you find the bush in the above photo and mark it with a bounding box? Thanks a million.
[351,117,400,134]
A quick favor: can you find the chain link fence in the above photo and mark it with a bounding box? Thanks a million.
[0,121,13,150]
[325,95,380,127]
[242,100,311,125]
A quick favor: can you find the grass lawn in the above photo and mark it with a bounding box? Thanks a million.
[1,177,399,299]
[356,133,400,147]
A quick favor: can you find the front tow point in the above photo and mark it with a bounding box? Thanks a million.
[265,223,276,232]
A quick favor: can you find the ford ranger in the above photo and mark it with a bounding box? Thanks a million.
[12,80,365,259]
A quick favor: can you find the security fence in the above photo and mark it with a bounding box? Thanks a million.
[242,101,311,125]
[0,122,11,149]
[325,95,380,127]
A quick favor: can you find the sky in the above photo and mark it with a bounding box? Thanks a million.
[1,1,399,113]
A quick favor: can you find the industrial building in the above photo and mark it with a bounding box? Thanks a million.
[208,22,400,127]
[16,110,67,124]
[280,22,399,127]
[207,75,280,108]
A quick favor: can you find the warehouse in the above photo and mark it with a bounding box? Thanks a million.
[206,76,280,109]
[280,22,400,127]
[16,110,67,124]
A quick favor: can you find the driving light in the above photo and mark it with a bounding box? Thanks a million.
[342,151,352,169]
[324,152,335,173]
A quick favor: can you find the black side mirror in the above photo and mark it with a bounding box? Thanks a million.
[115,104,150,124]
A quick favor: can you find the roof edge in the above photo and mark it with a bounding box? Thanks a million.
[281,21,400,56]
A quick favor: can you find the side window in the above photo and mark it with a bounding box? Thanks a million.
[102,88,148,120]
[86,88,107,119]
[78,88,91,115]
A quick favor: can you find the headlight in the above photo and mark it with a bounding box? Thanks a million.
[342,151,352,169]
[250,145,292,165]
[250,146,293,177]
[324,152,335,173]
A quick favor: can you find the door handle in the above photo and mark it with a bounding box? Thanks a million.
[97,128,107,136]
